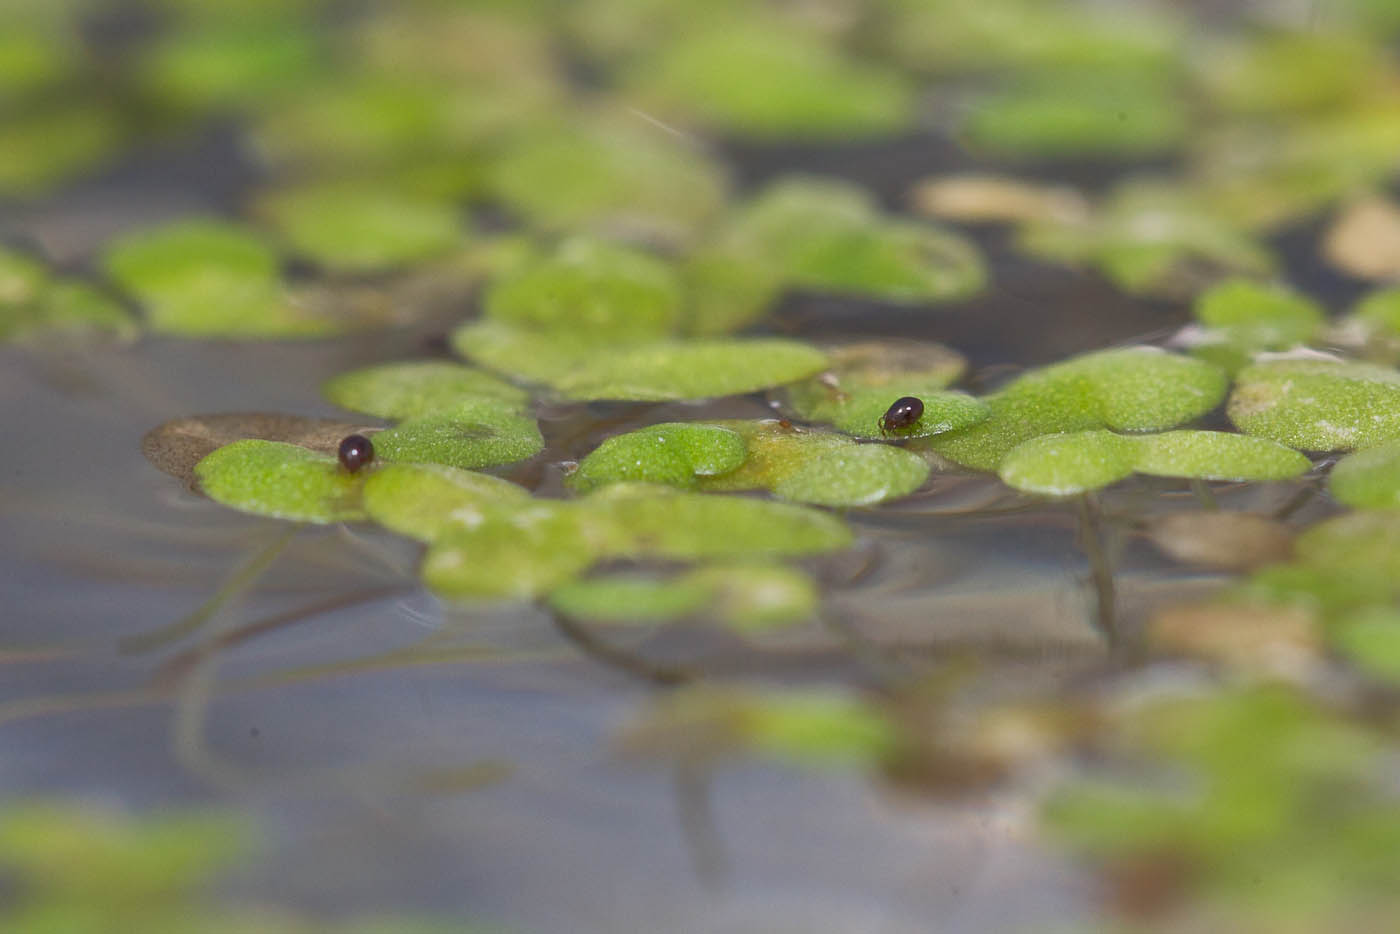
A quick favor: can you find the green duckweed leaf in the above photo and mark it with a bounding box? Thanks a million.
[1187,278,1326,373]
[962,75,1187,159]
[927,347,1228,471]
[257,183,462,274]
[999,429,1309,495]
[625,23,913,139]
[1348,286,1400,339]
[622,686,895,768]
[1229,358,1400,452]
[679,248,784,336]
[0,803,246,898]
[249,78,499,172]
[102,219,336,339]
[454,321,828,401]
[0,247,48,304]
[487,118,727,244]
[1134,431,1311,482]
[0,104,124,196]
[722,178,985,303]
[323,361,527,420]
[1328,440,1400,508]
[783,340,978,438]
[584,484,852,559]
[140,25,324,112]
[997,430,1138,496]
[104,219,278,292]
[1294,510,1400,578]
[370,399,542,470]
[483,237,681,342]
[0,30,78,99]
[142,412,372,485]
[423,504,597,601]
[362,462,531,542]
[1018,179,1274,297]
[881,0,1179,76]
[0,248,136,343]
[194,439,366,524]
[698,420,930,507]
[554,338,829,402]
[1334,609,1400,684]
[685,563,819,631]
[547,574,711,624]
[1197,32,1381,116]
[568,422,748,492]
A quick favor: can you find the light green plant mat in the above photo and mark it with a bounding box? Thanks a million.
[1182,278,1326,374]
[194,440,369,524]
[1229,358,1400,451]
[619,686,897,769]
[421,485,851,601]
[923,346,1229,471]
[548,564,819,633]
[101,219,341,338]
[620,21,914,139]
[781,339,983,439]
[323,361,529,420]
[571,420,931,507]
[707,177,986,304]
[997,429,1310,496]
[1017,179,1274,296]
[453,322,828,401]
[256,182,465,273]
[0,247,135,344]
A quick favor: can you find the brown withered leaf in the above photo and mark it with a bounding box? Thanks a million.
[1323,196,1400,280]
[1147,602,1320,674]
[1142,511,1294,571]
[142,412,378,486]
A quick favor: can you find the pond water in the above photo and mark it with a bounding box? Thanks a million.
[7,2,1400,931]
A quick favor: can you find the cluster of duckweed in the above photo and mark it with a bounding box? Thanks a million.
[14,0,1400,929]
[0,802,490,932]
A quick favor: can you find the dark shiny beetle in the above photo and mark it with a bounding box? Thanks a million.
[878,396,924,435]
[337,434,375,473]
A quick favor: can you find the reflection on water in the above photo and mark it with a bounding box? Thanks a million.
[0,261,1171,930]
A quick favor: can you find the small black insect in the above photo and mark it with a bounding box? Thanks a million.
[878,396,924,435]
[337,434,375,473]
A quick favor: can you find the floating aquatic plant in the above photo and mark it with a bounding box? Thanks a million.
[323,361,528,420]
[999,429,1309,496]
[102,219,335,338]
[568,422,748,493]
[453,322,828,402]
[1017,179,1274,296]
[0,248,135,344]
[486,117,728,244]
[620,686,897,769]
[548,563,817,632]
[0,104,125,196]
[963,75,1187,159]
[256,182,464,274]
[925,347,1229,472]
[622,22,913,139]
[697,420,931,507]
[781,339,984,439]
[1183,277,1325,373]
[1328,440,1400,507]
[713,177,986,304]
[1229,358,1400,451]
[194,439,368,524]
[362,461,531,542]
[369,399,543,471]
[482,237,682,342]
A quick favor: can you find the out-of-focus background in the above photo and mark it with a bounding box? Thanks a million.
[5,1,1400,932]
